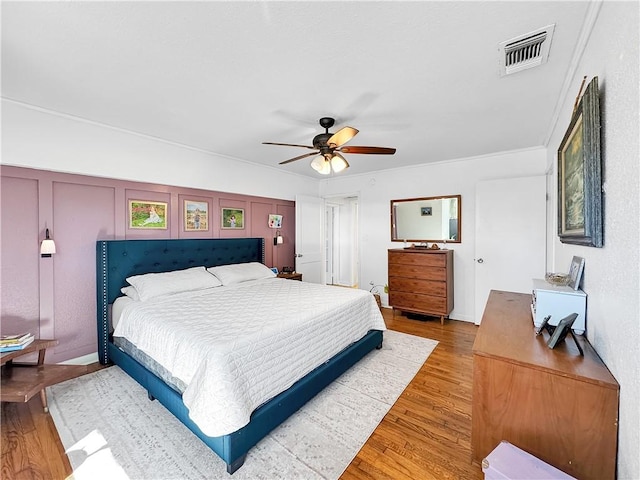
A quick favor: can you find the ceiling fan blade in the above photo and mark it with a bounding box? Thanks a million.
[338,146,396,155]
[279,151,319,165]
[263,142,316,150]
[327,126,359,148]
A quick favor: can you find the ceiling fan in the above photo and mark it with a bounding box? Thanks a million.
[263,117,396,175]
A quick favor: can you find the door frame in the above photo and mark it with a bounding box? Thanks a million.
[324,193,360,288]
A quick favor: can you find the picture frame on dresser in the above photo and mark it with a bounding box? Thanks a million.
[568,256,585,290]
[557,76,602,247]
[547,312,579,350]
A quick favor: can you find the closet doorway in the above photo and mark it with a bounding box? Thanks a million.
[325,195,359,288]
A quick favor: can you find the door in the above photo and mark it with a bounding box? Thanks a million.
[325,195,359,287]
[474,176,546,324]
[295,194,325,284]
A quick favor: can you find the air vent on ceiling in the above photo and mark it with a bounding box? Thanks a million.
[499,24,555,76]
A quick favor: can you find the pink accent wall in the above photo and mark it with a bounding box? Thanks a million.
[0,166,295,363]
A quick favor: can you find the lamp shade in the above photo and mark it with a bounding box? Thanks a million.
[40,239,56,255]
[310,155,331,175]
[330,153,349,173]
[273,230,284,245]
[40,228,56,257]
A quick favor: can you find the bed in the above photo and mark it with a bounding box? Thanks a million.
[96,237,385,474]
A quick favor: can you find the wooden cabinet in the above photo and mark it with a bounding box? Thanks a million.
[387,248,453,324]
[472,290,619,480]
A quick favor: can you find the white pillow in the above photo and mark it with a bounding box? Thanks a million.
[126,266,222,301]
[207,262,276,285]
[120,285,140,301]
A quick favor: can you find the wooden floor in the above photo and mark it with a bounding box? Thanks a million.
[1,309,483,479]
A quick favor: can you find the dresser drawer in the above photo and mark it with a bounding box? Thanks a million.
[388,263,447,281]
[389,250,446,268]
[389,277,446,297]
[389,292,447,314]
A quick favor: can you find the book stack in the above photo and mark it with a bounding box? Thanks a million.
[0,333,35,353]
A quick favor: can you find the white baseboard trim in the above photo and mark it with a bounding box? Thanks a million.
[58,352,98,365]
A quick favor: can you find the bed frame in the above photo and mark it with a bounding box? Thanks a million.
[96,238,383,474]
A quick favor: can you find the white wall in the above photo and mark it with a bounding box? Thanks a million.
[320,147,547,322]
[545,2,639,478]
[1,100,319,200]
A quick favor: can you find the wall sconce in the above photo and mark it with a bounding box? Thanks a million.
[273,230,283,245]
[40,228,56,257]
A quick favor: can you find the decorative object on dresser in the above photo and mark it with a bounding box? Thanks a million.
[472,290,619,480]
[531,278,586,334]
[387,248,454,324]
[567,255,585,290]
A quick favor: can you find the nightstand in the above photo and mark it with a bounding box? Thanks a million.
[277,272,303,281]
[1,339,87,413]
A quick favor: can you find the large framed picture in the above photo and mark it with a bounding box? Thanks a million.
[221,208,244,229]
[129,200,168,229]
[184,200,209,231]
[557,76,603,247]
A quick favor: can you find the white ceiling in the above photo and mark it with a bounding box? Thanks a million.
[2,1,592,178]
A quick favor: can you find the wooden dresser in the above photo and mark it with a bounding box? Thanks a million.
[472,290,619,480]
[387,248,453,324]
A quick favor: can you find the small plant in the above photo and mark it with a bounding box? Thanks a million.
[369,283,389,295]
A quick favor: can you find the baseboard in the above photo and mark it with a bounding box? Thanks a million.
[58,351,99,365]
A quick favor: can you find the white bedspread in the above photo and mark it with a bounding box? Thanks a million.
[113,278,386,437]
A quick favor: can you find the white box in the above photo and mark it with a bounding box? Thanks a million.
[531,279,586,334]
[483,441,576,479]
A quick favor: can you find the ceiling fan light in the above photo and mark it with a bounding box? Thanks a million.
[310,155,331,175]
[330,153,349,173]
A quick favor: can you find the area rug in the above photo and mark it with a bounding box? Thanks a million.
[49,330,438,480]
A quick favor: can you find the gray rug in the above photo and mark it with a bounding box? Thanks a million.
[49,330,437,480]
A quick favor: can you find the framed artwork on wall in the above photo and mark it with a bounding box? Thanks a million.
[557,76,603,247]
[184,200,208,231]
[268,214,283,228]
[221,208,244,229]
[129,200,167,229]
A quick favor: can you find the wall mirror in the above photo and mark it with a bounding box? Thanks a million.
[390,194,461,243]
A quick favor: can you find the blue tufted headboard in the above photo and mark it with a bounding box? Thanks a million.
[96,238,265,364]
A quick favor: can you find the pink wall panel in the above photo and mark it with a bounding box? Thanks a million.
[52,182,116,362]
[251,202,276,268]
[276,203,296,271]
[0,176,40,336]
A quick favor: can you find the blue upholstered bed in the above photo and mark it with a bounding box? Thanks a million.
[96,237,383,474]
